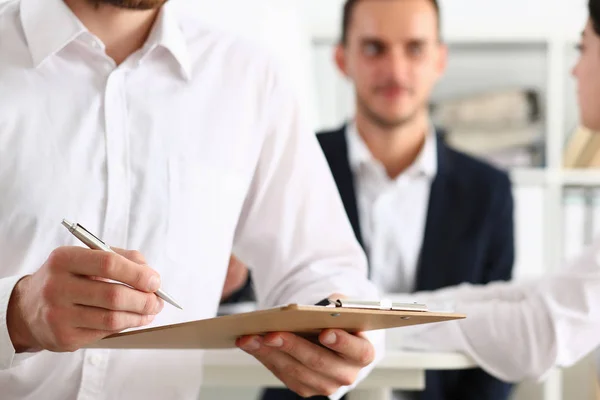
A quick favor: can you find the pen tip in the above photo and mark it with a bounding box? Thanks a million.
[62,219,73,229]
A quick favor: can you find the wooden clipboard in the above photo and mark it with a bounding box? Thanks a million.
[85,300,465,350]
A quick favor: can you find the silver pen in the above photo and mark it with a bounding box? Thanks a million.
[61,219,182,310]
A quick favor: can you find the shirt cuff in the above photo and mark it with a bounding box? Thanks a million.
[0,275,38,370]
[328,329,386,400]
[0,275,24,369]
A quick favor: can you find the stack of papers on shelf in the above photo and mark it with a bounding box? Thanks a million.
[432,88,539,129]
[431,88,543,169]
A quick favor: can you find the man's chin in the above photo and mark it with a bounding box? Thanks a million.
[92,0,166,10]
[374,104,417,124]
[584,120,600,132]
[370,111,417,129]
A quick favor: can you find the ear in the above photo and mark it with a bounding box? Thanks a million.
[334,44,349,77]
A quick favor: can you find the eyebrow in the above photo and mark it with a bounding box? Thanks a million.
[406,39,427,46]
[359,37,386,45]
[359,37,428,45]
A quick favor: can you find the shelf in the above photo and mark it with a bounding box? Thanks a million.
[508,169,600,187]
[311,32,577,47]
[510,168,547,186]
[561,170,600,187]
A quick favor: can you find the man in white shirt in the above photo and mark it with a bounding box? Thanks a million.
[0,0,385,399]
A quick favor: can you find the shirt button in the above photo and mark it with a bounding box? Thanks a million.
[88,354,104,366]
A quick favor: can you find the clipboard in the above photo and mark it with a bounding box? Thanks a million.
[85,299,465,350]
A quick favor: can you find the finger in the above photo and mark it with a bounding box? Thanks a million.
[112,248,147,265]
[319,329,375,367]
[69,275,164,315]
[89,249,147,285]
[237,336,341,397]
[53,247,161,293]
[72,305,156,331]
[240,333,356,387]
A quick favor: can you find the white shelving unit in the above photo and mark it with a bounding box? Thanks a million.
[298,1,593,400]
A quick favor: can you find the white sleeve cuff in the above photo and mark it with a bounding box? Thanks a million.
[0,275,25,370]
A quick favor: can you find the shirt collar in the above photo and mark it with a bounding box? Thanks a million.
[20,0,87,68]
[20,0,192,80]
[346,121,438,180]
[144,2,192,81]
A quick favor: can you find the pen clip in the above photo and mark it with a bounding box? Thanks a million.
[314,298,338,307]
[315,298,428,312]
[76,223,109,247]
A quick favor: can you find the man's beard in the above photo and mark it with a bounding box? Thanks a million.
[91,0,166,10]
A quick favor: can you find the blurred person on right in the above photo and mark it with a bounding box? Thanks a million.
[383,0,600,385]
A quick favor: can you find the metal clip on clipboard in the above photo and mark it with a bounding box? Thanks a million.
[316,298,429,312]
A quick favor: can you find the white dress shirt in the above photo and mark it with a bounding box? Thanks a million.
[388,240,600,383]
[0,1,383,399]
[346,122,437,293]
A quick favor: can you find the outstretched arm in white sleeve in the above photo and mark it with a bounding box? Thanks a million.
[392,243,600,383]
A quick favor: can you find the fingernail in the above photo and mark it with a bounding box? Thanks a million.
[148,275,160,292]
[241,337,261,352]
[322,332,336,345]
[265,336,283,348]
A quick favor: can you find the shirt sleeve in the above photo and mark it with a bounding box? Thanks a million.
[231,59,384,397]
[389,242,600,383]
[0,275,27,370]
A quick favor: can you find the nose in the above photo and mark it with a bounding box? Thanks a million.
[571,58,580,78]
[385,47,410,78]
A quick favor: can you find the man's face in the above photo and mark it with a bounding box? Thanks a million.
[336,0,447,128]
[572,19,600,132]
[92,0,166,10]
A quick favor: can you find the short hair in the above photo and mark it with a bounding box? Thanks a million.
[341,0,441,45]
[591,0,600,36]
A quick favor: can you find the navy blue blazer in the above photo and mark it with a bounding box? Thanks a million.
[261,126,516,400]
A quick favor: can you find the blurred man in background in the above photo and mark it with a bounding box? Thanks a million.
[225,0,517,399]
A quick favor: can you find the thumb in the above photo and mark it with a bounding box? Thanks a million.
[328,293,347,300]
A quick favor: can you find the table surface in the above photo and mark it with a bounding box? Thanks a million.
[203,348,478,370]
[201,348,478,391]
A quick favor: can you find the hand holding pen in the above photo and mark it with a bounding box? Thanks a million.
[5,220,178,354]
[61,220,181,309]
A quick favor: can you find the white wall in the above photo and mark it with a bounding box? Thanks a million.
[173,0,318,130]
[297,0,588,41]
